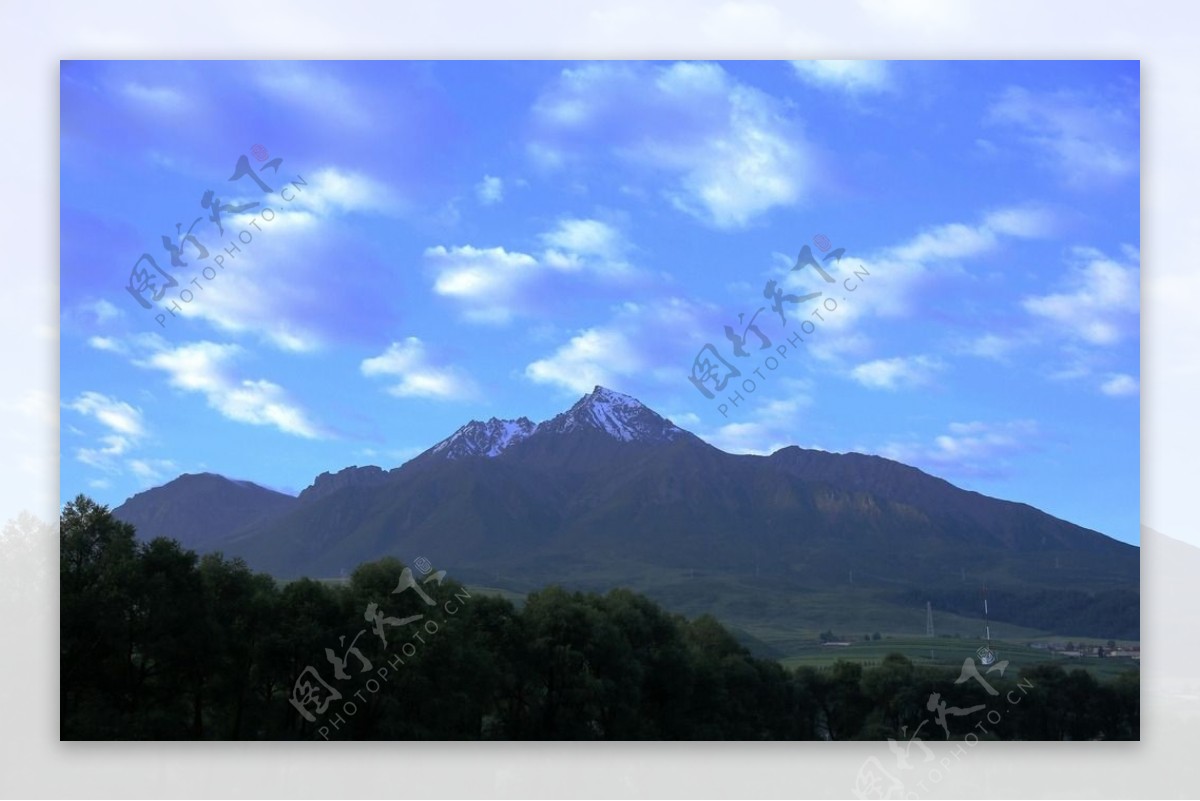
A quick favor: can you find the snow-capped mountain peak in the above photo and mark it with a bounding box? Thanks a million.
[430,416,538,459]
[539,386,686,443]
[421,388,687,463]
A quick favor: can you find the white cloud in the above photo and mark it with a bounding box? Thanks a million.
[524,298,712,395]
[253,63,371,129]
[889,222,997,263]
[134,338,323,438]
[696,385,813,455]
[774,206,1056,336]
[1022,247,1139,345]
[526,328,643,395]
[540,218,622,260]
[64,392,146,470]
[141,166,404,352]
[982,206,1056,238]
[427,245,541,324]
[530,61,812,229]
[121,82,186,111]
[877,419,1040,479]
[361,338,480,401]
[87,336,126,354]
[301,167,405,217]
[219,380,322,436]
[882,205,1053,266]
[808,330,874,364]
[75,435,135,470]
[975,138,999,156]
[958,333,1024,361]
[57,390,159,486]
[475,175,504,205]
[428,218,635,324]
[90,299,123,324]
[790,60,892,94]
[957,246,1137,383]
[888,205,1054,264]
[66,391,145,439]
[987,86,1138,186]
[1100,373,1139,397]
[849,355,942,391]
[127,458,178,485]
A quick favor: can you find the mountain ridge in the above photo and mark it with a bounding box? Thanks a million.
[110,386,1139,639]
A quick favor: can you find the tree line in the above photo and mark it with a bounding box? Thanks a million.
[61,496,1138,740]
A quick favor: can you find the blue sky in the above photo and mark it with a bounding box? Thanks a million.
[60,60,1140,545]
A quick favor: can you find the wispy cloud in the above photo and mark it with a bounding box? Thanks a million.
[540,218,625,262]
[300,167,405,217]
[64,391,146,470]
[1022,246,1139,345]
[428,218,636,324]
[127,458,178,485]
[890,204,1055,263]
[253,62,372,130]
[849,355,943,391]
[132,338,324,439]
[1100,373,1139,397]
[89,299,124,324]
[427,245,542,325]
[790,60,892,94]
[771,205,1056,337]
[120,82,186,112]
[141,166,404,352]
[530,61,812,229]
[877,419,1041,479]
[695,382,814,455]
[956,333,1026,362]
[87,336,126,354]
[361,338,480,401]
[65,392,145,439]
[526,327,642,395]
[525,298,712,396]
[475,175,504,205]
[986,85,1138,186]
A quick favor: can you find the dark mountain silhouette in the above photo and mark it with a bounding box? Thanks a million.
[112,472,295,550]
[111,386,1139,639]
[297,465,395,504]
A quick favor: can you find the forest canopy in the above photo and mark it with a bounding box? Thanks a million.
[60,496,1138,741]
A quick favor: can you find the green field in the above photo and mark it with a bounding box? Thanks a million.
[465,581,1140,680]
[305,575,1139,681]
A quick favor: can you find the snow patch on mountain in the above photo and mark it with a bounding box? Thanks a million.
[431,416,538,459]
[540,386,686,443]
[425,387,686,461]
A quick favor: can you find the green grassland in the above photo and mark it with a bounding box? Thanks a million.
[310,565,1139,682]
[465,576,1140,681]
